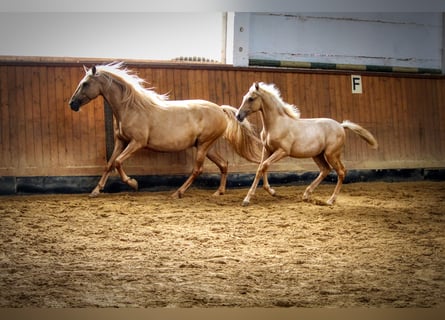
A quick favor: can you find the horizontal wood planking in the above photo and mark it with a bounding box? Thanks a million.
[0,58,444,178]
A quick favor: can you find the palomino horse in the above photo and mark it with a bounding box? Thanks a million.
[69,62,262,198]
[236,82,378,206]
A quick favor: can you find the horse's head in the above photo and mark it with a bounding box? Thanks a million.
[236,82,264,122]
[69,66,102,112]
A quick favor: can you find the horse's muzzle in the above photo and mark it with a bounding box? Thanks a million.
[69,100,81,112]
[236,112,246,122]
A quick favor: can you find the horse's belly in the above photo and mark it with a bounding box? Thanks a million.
[148,134,196,152]
[266,130,324,158]
[289,143,324,158]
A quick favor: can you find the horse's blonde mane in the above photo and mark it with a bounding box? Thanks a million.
[256,82,300,119]
[95,62,168,110]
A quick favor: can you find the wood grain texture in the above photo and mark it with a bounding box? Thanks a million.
[0,59,444,177]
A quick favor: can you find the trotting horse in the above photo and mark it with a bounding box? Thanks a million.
[69,62,262,198]
[236,82,378,206]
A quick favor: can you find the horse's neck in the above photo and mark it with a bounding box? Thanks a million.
[261,96,286,130]
[102,93,123,123]
[101,80,140,123]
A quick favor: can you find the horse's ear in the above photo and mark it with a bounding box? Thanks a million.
[83,65,89,74]
[255,82,260,91]
[91,66,97,75]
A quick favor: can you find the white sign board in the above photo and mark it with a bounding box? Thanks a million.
[351,75,362,94]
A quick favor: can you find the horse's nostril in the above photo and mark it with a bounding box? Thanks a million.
[70,100,80,112]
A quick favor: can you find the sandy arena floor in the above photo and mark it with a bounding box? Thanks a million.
[0,181,444,307]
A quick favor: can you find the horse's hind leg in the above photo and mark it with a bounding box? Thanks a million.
[206,148,228,196]
[324,153,346,205]
[303,154,331,201]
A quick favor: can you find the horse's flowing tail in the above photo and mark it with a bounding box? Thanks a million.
[221,105,263,163]
[341,120,379,149]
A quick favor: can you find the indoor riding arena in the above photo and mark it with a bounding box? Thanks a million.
[0,11,444,310]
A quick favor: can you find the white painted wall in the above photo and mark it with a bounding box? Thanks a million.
[233,12,443,70]
[0,12,224,61]
[1,11,443,71]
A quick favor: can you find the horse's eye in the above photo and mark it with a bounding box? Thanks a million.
[248,97,255,102]
[82,82,89,88]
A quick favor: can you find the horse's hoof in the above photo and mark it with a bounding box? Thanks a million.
[242,199,250,206]
[127,178,138,191]
[212,190,225,196]
[269,188,276,196]
[89,191,100,198]
[171,191,183,199]
[326,199,335,206]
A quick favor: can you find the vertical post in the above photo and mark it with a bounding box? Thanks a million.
[104,101,114,161]
[224,12,235,64]
[221,12,227,64]
[442,13,445,74]
[232,13,250,67]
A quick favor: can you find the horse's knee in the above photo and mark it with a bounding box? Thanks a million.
[259,163,270,175]
[112,159,122,171]
[192,166,204,177]
[337,168,347,181]
[221,161,228,174]
[321,167,330,178]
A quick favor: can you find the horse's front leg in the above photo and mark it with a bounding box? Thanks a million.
[171,143,211,198]
[242,149,287,206]
[90,139,125,197]
[259,147,275,196]
[262,173,275,196]
[113,140,144,191]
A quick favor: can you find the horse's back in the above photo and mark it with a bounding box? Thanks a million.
[164,99,227,135]
[167,99,220,110]
[301,117,341,126]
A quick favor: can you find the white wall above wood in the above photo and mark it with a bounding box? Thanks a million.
[235,12,443,70]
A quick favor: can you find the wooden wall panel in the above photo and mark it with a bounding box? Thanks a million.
[0,63,106,176]
[0,58,444,179]
[0,66,10,168]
